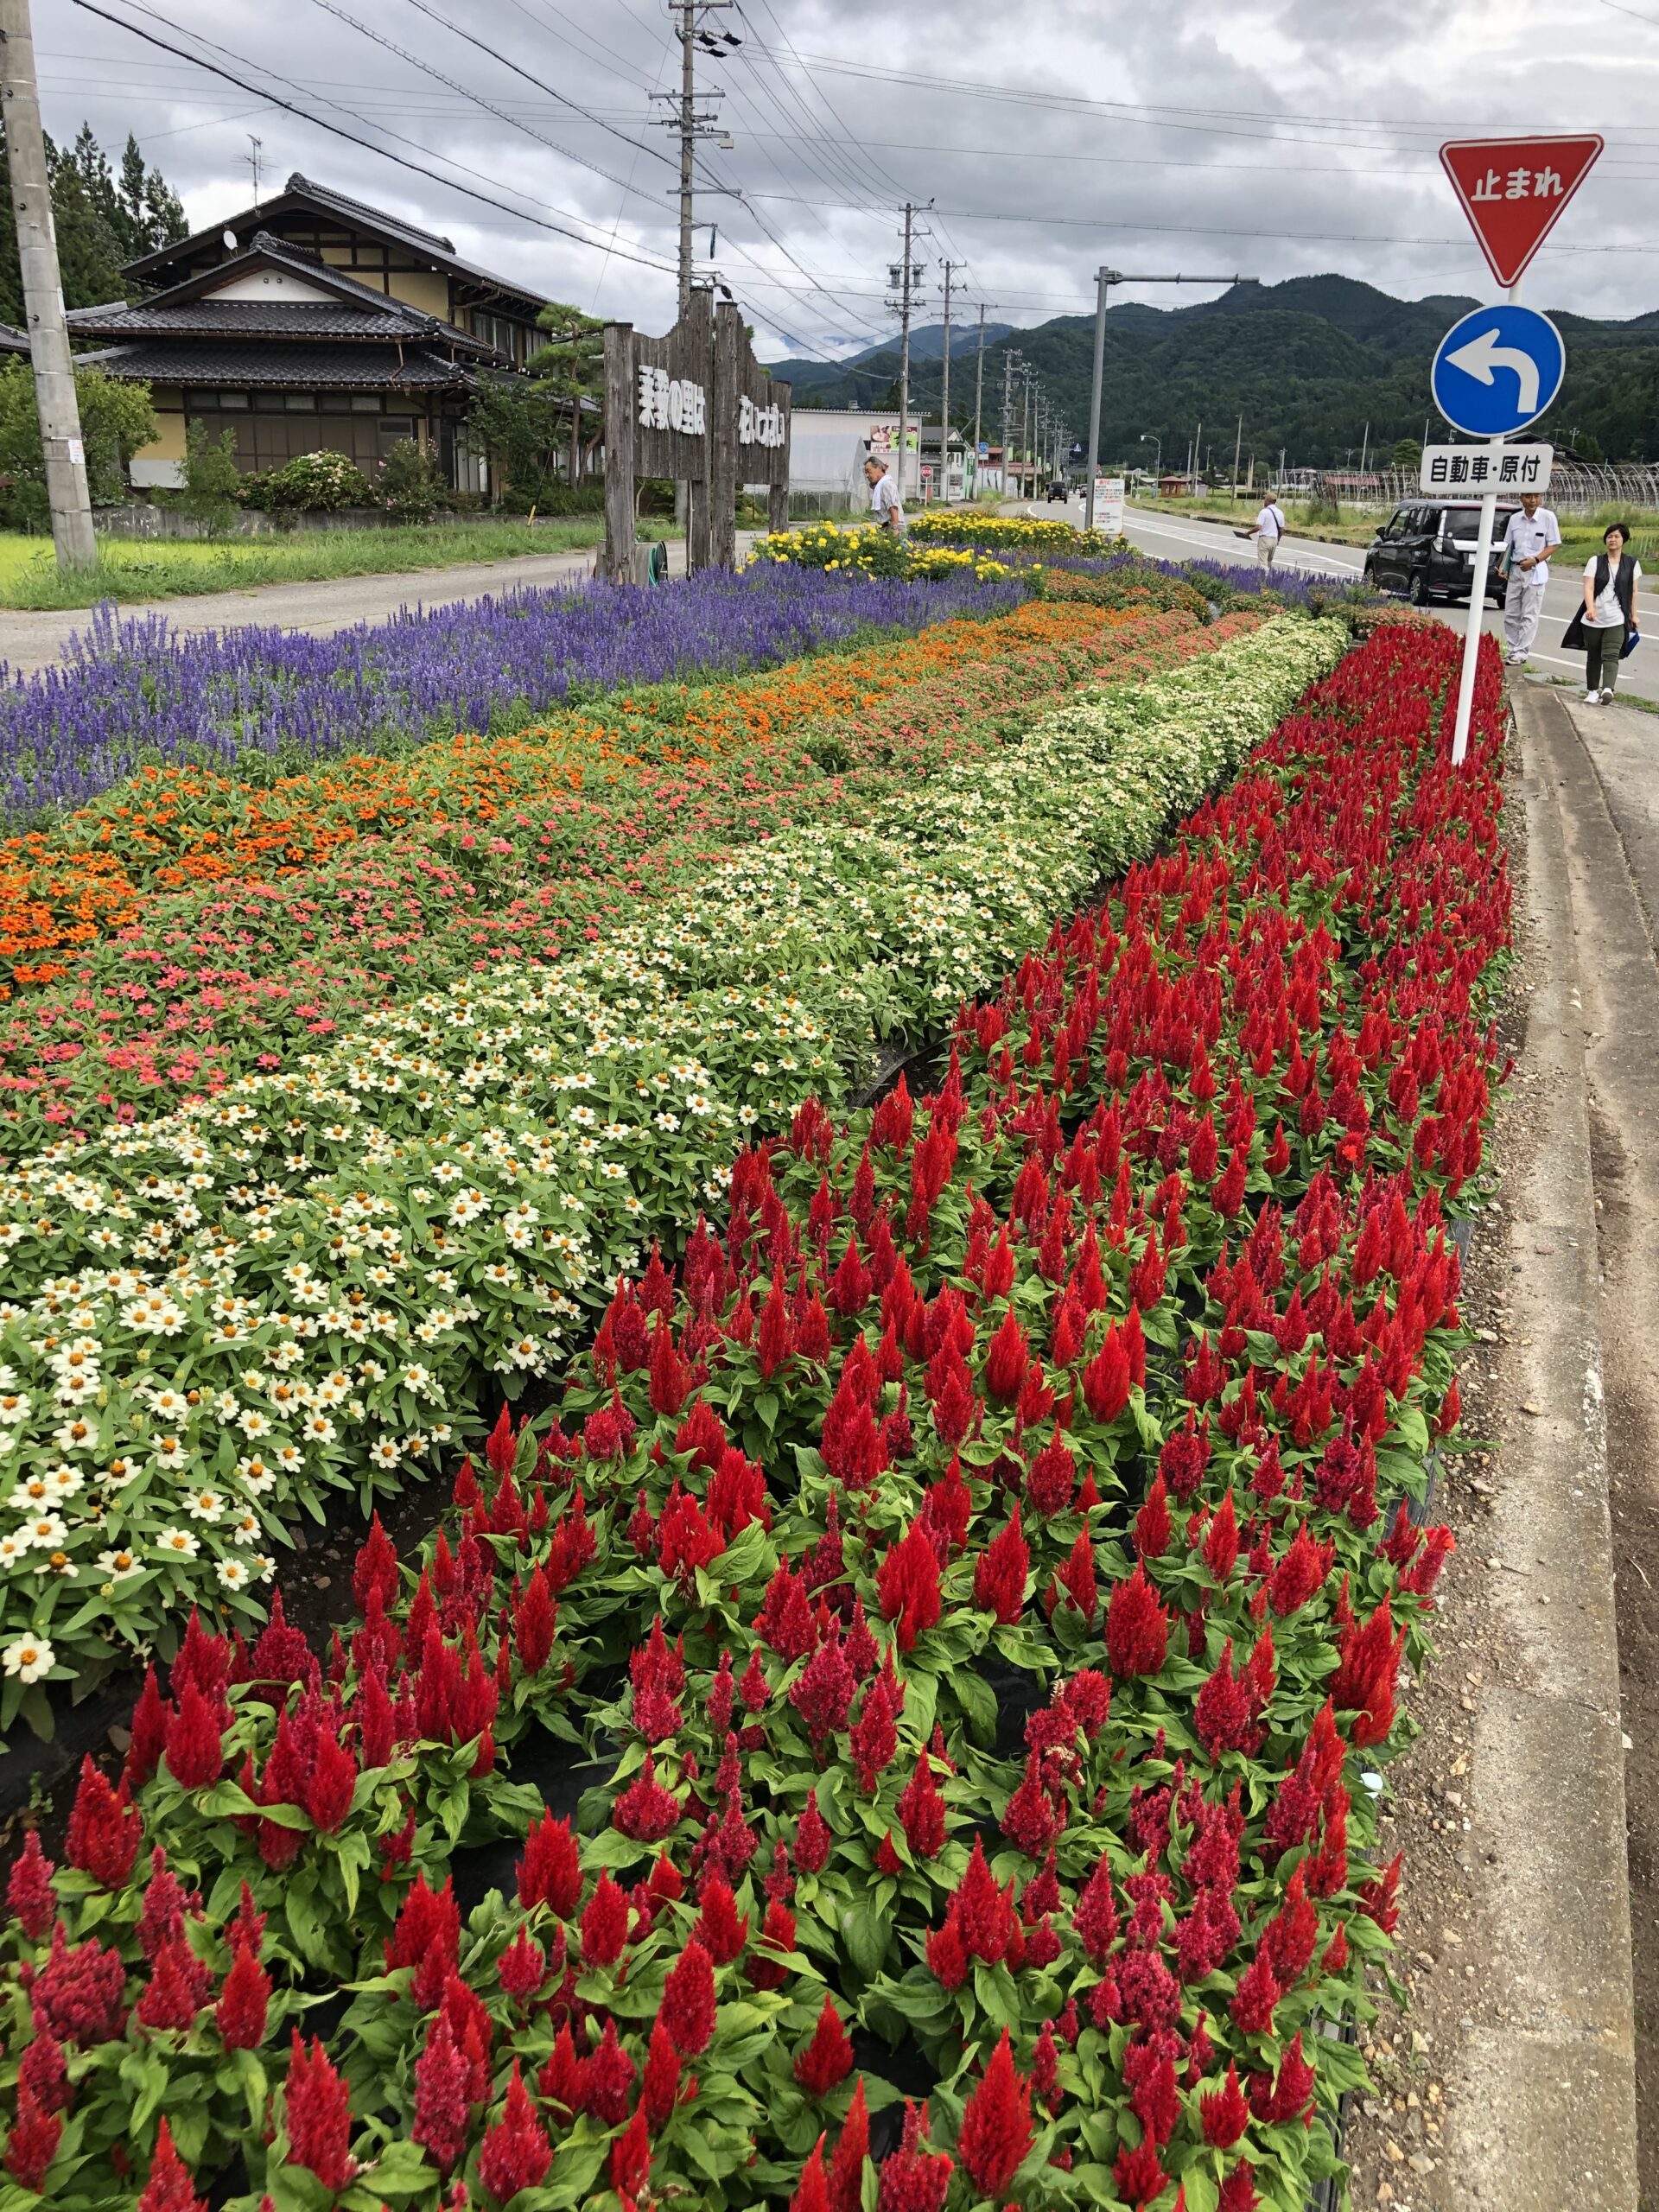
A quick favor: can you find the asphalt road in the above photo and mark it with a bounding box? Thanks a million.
[1114,501,1659,708]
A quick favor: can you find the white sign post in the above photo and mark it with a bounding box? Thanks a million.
[1093,476,1125,534]
[1420,444,1552,495]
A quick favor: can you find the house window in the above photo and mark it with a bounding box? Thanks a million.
[472,310,523,362]
[350,395,379,413]
[284,392,316,412]
[214,391,249,409]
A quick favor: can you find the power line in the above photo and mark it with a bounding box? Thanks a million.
[71,0,685,274]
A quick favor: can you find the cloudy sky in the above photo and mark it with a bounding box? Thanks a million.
[42,0,1659,354]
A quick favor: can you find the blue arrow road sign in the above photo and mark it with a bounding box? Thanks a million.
[1431,304,1566,438]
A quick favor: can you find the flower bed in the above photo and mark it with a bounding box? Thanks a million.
[0,607,1246,1146]
[0,568,1026,834]
[0,617,1344,1702]
[0,623,1510,2212]
[0,601,1128,1001]
[907,515,1128,556]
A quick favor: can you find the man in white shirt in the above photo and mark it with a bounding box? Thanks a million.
[1249,499,1287,571]
[1499,492,1561,664]
[864,454,906,536]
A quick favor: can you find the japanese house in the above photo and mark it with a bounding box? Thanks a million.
[67,172,555,493]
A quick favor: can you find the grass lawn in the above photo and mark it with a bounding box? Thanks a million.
[0,516,676,611]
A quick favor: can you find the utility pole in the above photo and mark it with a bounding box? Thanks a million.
[653,0,732,546]
[972,302,987,480]
[1082,270,1242,532]
[1001,350,1015,499]
[0,0,96,572]
[886,205,927,508]
[1230,412,1243,506]
[938,259,958,502]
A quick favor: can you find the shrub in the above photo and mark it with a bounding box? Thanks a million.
[0,358,157,526]
[178,417,243,535]
[242,448,374,513]
[376,436,448,524]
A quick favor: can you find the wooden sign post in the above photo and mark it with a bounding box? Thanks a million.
[602,293,791,582]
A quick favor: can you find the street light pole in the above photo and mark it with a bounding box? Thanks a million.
[1083,270,1243,532]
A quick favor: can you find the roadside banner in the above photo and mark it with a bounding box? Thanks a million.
[1093,476,1125,533]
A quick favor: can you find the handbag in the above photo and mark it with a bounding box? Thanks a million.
[1623,626,1641,659]
[1562,607,1586,650]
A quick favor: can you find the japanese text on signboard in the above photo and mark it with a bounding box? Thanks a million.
[1420,444,1554,494]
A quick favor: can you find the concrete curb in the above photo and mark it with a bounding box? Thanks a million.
[1446,683,1638,2208]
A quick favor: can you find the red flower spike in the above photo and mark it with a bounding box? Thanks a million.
[974,1503,1029,1624]
[3,2082,62,2193]
[135,2116,206,2212]
[162,1678,225,1792]
[876,2102,954,2212]
[7,1830,55,1940]
[517,1810,582,1916]
[660,1939,717,2056]
[795,1789,832,1875]
[1106,1562,1168,1678]
[793,1993,855,2096]
[478,2061,552,2203]
[791,2137,831,2212]
[896,1751,948,1860]
[1200,2060,1250,2149]
[580,1871,631,1967]
[827,2078,870,2212]
[66,1756,142,1891]
[216,1939,271,2050]
[283,2031,356,2193]
[411,2012,472,2177]
[695,1872,750,1964]
[1134,1471,1173,1559]
[586,2018,638,2126]
[1219,2160,1261,2212]
[957,2028,1033,2202]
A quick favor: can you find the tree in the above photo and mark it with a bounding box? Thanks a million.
[0,122,185,326]
[525,302,605,488]
[377,435,448,523]
[467,378,575,510]
[180,417,243,534]
[1392,436,1422,469]
[0,359,156,526]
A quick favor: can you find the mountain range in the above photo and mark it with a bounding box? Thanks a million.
[764,276,1659,467]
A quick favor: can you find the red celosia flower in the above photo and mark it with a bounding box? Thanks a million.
[850,1675,899,1795]
[162,1680,225,1792]
[1113,2140,1167,2209]
[828,2078,870,2212]
[749,1897,798,1992]
[513,1565,557,1675]
[1356,1848,1403,1935]
[1071,1857,1119,1964]
[956,2028,1033,2202]
[33,1924,126,2047]
[66,1757,142,1891]
[497,1927,548,2004]
[614,1751,683,1842]
[411,2012,471,2175]
[791,2137,830,2212]
[304,1718,358,1835]
[6,1831,55,1940]
[1330,1595,1403,1746]
[876,2101,954,2212]
[136,1935,202,2033]
[537,2021,589,2117]
[983,1306,1031,1405]
[794,1994,854,2096]
[1219,2158,1261,2212]
[974,1504,1029,1624]
[1133,1471,1173,1559]
[790,1630,857,1747]
[135,2116,205,2212]
[896,1751,947,1859]
[3,2082,61,2192]
[1105,1562,1168,1678]
[216,1939,270,2050]
[517,1810,582,1916]
[283,2031,356,2192]
[877,1522,943,1654]
[1200,2059,1249,2148]
[385,1871,461,2012]
[586,2018,637,2126]
[925,1914,968,1989]
[1230,1950,1281,2037]
[660,1938,716,2056]
[696,1872,750,1964]
[795,1789,832,1874]
[17,2027,67,2118]
[580,1871,632,1968]
[955,1835,1016,1962]
[1081,1324,1132,1425]
[479,2061,551,2203]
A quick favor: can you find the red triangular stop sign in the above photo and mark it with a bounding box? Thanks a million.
[1440,136,1603,289]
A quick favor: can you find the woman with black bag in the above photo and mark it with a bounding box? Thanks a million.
[1563,521,1643,704]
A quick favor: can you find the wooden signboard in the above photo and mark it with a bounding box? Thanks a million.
[603,292,791,582]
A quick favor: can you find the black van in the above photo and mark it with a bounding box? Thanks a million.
[1362,500,1518,606]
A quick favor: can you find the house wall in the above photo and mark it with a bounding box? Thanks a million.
[214,270,335,302]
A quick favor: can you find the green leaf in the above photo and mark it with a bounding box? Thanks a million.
[841,1894,888,1980]
[951,1669,998,1747]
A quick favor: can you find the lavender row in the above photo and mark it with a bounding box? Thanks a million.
[0,567,1022,826]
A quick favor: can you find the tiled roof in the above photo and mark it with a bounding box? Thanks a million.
[71,341,483,392]
[71,234,497,358]
[120,175,551,316]
[0,324,29,355]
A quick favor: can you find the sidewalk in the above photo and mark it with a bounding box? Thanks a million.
[0,534,738,675]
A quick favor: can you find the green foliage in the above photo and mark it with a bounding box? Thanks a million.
[375,436,448,523]
[242,449,374,513]
[0,120,184,327]
[466,378,573,508]
[180,417,244,535]
[1392,436,1422,469]
[767,271,1659,466]
[0,358,156,526]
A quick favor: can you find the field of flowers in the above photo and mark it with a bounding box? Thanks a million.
[0,608,1344,1705]
[0,620,1510,2212]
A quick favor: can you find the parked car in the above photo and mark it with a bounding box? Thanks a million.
[1362,499,1518,607]
[1046,480,1069,503]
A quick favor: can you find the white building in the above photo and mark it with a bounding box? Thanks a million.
[785,409,922,510]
